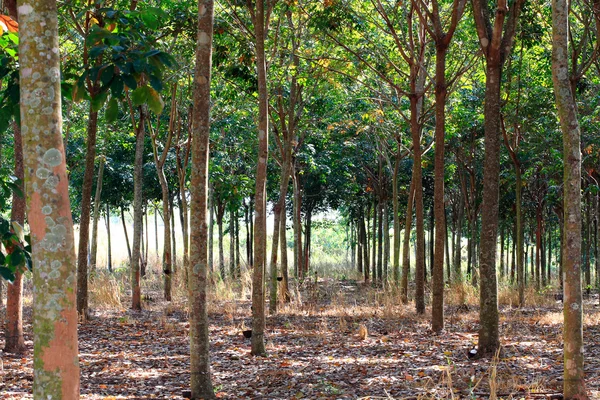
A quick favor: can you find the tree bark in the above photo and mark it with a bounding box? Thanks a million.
[5,122,25,353]
[472,0,524,356]
[90,156,105,271]
[251,0,269,356]
[131,110,146,311]
[401,178,415,303]
[76,107,98,321]
[552,0,588,396]
[189,0,216,396]
[106,203,112,272]
[19,0,80,395]
[121,206,132,263]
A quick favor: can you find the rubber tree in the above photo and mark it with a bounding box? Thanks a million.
[471,0,524,357]
[188,0,216,396]
[18,0,80,396]
[552,0,589,397]
[248,0,275,357]
[413,0,467,333]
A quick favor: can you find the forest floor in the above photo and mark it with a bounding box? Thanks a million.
[2,274,600,399]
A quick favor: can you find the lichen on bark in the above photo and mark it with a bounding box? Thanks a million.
[18,0,80,398]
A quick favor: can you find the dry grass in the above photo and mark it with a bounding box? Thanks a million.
[89,270,123,310]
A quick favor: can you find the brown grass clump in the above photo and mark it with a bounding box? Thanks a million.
[89,270,123,309]
[445,281,478,307]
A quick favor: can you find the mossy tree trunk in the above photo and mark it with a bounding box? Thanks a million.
[18,0,80,396]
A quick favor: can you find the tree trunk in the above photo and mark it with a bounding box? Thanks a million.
[552,1,588,393]
[179,188,189,282]
[280,209,290,302]
[157,164,172,300]
[392,146,401,283]
[357,219,363,277]
[121,206,132,264]
[76,107,98,321]
[401,178,415,303]
[269,153,292,313]
[131,110,146,311]
[209,184,214,273]
[19,0,80,394]
[476,57,502,357]
[171,194,177,274]
[230,209,235,279]
[106,203,112,272]
[293,172,303,278]
[383,200,390,283]
[432,46,447,332]
[5,122,25,353]
[472,0,524,357]
[251,0,269,356]
[217,208,225,279]
[454,194,464,282]
[142,203,148,277]
[500,224,505,281]
[372,195,378,281]
[90,156,105,271]
[361,211,369,282]
[189,0,216,395]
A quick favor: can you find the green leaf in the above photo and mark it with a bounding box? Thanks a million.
[149,75,163,92]
[0,266,15,282]
[146,87,164,115]
[100,66,115,85]
[91,91,108,112]
[9,249,24,267]
[122,74,137,90]
[89,45,107,60]
[110,76,124,98]
[131,85,149,106]
[105,97,119,122]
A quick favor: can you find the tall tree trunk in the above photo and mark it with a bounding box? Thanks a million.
[293,171,303,278]
[142,203,148,277]
[230,209,236,279]
[5,122,25,353]
[280,209,290,302]
[432,46,447,332]
[357,219,363,277]
[19,0,80,394]
[377,192,383,283]
[90,156,105,271]
[171,195,177,274]
[157,168,172,300]
[361,211,369,282]
[383,200,390,283]
[76,107,98,321]
[401,178,415,303]
[269,155,292,313]
[189,0,216,395]
[372,195,378,281]
[121,206,132,264]
[235,213,241,277]
[536,203,543,291]
[106,204,112,272]
[552,1,588,394]
[472,0,524,357]
[454,193,464,282]
[392,146,401,283]
[131,110,146,310]
[500,224,505,281]
[251,0,269,356]
[209,184,214,273]
[217,209,225,279]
